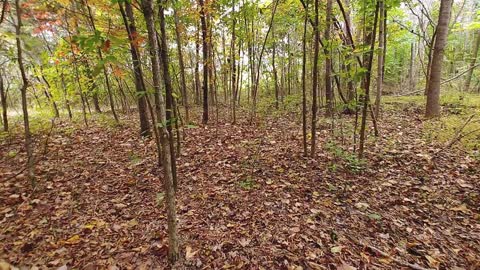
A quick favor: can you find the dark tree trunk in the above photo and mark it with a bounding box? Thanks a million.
[325,0,333,116]
[311,0,320,157]
[0,70,8,131]
[199,0,209,124]
[301,1,309,156]
[120,1,150,136]
[358,1,380,159]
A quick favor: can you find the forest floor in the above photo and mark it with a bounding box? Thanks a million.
[1,97,479,270]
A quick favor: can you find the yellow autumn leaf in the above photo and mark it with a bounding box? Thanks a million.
[65,235,81,245]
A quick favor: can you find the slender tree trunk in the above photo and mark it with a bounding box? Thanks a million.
[15,0,34,184]
[194,22,201,106]
[464,30,480,91]
[358,1,380,159]
[231,0,237,123]
[325,0,333,116]
[251,0,279,120]
[311,0,320,157]
[120,2,150,136]
[272,24,279,110]
[60,71,73,119]
[302,1,309,156]
[199,0,209,124]
[173,6,190,123]
[85,2,119,123]
[141,0,179,263]
[0,70,8,131]
[425,0,453,118]
[374,0,385,119]
[408,42,415,92]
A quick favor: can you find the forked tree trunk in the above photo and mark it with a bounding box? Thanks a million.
[141,0,179,263]
[358,1,380,159]
[15,0,34,184]
[425,0,453,118]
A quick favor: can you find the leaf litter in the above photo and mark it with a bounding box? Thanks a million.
[0,107,479,269]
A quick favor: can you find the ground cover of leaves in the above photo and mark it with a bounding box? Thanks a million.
[1,105,479,269]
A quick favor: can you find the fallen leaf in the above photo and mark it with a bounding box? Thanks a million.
[185,246,198,260]
[336,262,357,270]
[331,246,343,253]
[450,204,470,214]
[64,235,81,245]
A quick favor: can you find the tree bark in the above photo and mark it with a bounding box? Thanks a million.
[325,0,333,116]
[120,2,150,136]
[231,0,237,123]
[374,0,385,119]
[0,69,8,131]
[358,1,380,159]
[173,5,190,123]
[141,0,179,263]
[425,0,453,118]
[199,0,209,124]
[301,0,308,156]
[311,0,320,157]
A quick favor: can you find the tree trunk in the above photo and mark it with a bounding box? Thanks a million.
[464,30,480,91]
[199,0,209,124]
[408,42,415,93]
[231,0,237,123]
[374,0,385,119]
[251,0,279,120]
[194,22,201,106]
[425,0,453,118]
[173,6,190,123]
[141,0,179,263]
[15,0,34,184]
[325,0,333,116]
[311,0,320,157]
[358,1,380,159]
[301,1,308,156]
[120,2,150,136]
[0,70,8,131]
[85,2,119,123]
[272,24,279,110]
